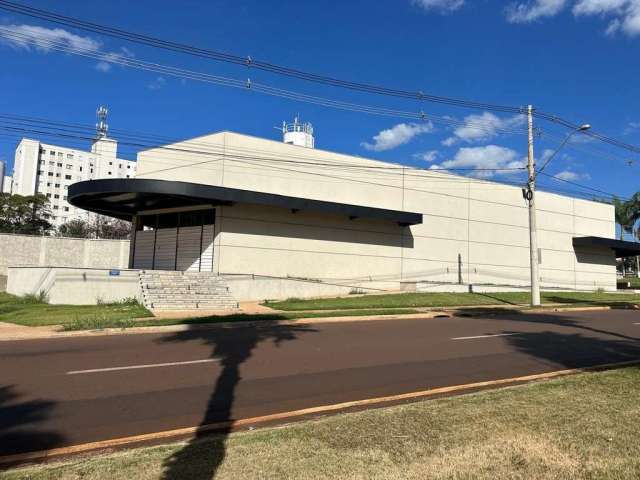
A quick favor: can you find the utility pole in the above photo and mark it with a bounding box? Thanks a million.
[525,105,541,306]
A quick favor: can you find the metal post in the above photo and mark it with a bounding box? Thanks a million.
[526,105,541,306]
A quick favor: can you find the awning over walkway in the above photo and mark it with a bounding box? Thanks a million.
[68,178,423,226]
[573,236,640,257]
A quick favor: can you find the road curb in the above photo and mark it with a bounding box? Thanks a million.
[0,304,636,341]
[2,358,639,466]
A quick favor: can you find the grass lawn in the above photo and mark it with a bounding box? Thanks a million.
[3,366,640,479]
[266,290,640,311]
[0,292,153,327]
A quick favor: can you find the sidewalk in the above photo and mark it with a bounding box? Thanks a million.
[0,303,632,341]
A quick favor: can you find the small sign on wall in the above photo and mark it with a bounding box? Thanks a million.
[109,269,121,276]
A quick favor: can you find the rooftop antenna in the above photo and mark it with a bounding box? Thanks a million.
[96,106,109,139]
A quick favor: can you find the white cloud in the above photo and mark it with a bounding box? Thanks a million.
[574,0,640,36]
[503,0,640,36]
[147,76,166,90]
[554,169,591,181]
[505,0,569,23]
[430,145,526,177]
[94,46,135,73]
[442,112,526,146]
[624,121,640,134]
[361,122,434,152]
[0,24,101,52]
[0,24,139,72]
[413,150,440,162]
[411,0,465,13]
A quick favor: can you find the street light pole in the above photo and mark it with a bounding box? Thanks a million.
[524,108,591,307]
[525,105,541,306]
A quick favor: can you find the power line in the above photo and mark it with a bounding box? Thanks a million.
[0,0,638,157]
[0,0,523,114]
[0,29,528,139]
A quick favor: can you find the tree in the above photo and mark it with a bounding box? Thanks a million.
[613,196,635,241]
[0,193,52,235]
[89,215,132,240]
[58,218,91,238]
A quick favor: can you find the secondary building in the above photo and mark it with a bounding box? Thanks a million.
[66,119,640,302]
[10,107,136,226]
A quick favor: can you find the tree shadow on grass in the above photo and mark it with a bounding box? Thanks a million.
[158,323,316,480]
[0,385,64,467]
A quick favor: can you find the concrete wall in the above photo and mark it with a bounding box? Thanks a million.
[0,233,130,276]
[7,267,142,305]
[137,131,617,295]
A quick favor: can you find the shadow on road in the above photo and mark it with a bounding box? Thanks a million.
[158,322,315,480]
[0,385,64,465]
[454,309,640,369]
[505,329,640,369]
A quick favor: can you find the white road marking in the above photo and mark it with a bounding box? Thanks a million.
[451,333,515,340]
[633,323,640,325]
[66,358,220,375]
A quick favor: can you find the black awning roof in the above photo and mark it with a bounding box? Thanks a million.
[573,236,640,257]
[68,178,423,226]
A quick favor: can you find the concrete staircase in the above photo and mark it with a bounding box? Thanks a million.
[139,270,239,310]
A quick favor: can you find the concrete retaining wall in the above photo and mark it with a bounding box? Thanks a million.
[0,233,130,275]
[7,267,142,305]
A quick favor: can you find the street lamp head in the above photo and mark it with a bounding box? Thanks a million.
[578,124,591,131]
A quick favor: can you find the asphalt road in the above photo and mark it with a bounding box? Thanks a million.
[2,309,640,458]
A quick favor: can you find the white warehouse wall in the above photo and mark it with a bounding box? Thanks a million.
[137,131,616,292]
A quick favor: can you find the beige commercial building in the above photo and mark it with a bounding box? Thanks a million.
[68,122,639,300]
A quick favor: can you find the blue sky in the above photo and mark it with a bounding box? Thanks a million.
[0,0,639,199]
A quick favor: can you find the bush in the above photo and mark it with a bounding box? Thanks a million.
[19,290,48,304]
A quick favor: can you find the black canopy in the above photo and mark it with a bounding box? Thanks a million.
[68,178,423,226]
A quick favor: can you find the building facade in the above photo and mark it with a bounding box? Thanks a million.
[68,124,639,300]
[11,120,136,226]
[0,160,6,193]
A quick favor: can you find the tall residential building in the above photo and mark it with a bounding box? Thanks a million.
[11,107,136,226]
[0,160,6,193]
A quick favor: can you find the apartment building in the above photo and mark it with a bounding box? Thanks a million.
[11,108,136,226]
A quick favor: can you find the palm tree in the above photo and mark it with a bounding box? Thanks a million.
[613,197,635,277]
[613,197,635,240]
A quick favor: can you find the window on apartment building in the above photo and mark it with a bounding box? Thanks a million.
[54,194,59,199]
[49,161,55,166]
[119,164,122,168]
[64,174,71,180]
[46,182,51,187]
[38,170,44,175]
[67,154,73,159]
[39,160,45,165]
[79,166,83,172]
[50,151,55,156]
[46,193,51,198]
[63,185,68,190]
[54,183,60,188]
[56,173,61,178]
[56,163,62,167]
[57,153,63,159]
[66,164,72,169]
[90,168,94,174]
[108,171,112,175]
[63,207,69,212]
[53,205,58,210]
[47,172,53,177]
[127,165,131,169]
[63,196,67,201]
